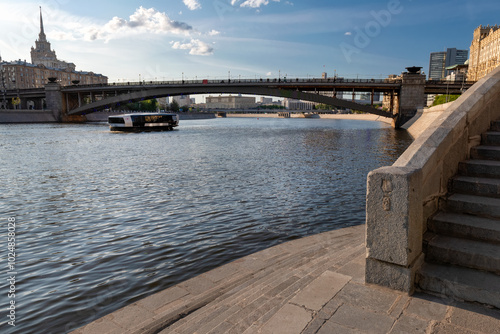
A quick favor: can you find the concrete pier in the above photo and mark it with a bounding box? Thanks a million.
[71,224,500,334]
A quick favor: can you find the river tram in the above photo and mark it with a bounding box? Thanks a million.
[108,113,179,131]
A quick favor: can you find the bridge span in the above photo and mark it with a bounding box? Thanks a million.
[62,78,399,118]
[1,68,476,127]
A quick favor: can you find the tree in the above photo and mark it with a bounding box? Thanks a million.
[142,99,158,111]
[432,94,460,106]
[169,100,180,112]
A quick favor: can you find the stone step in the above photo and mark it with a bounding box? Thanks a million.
[424,233,500,275]
[482,131,500,146]
[458,159,500,179]
[416,262,500,309]
[445,193,500,218]
[428,212,500,244]
[450,175,500,198]
[490,120,500,132]
[471,145,500,161]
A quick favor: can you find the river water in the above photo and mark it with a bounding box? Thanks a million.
[0,117,411,333]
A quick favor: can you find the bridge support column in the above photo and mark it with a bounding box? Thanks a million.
[45,81,63,122]
[20,97,28,110]
[45,82,87,122]
[395,69,426,128]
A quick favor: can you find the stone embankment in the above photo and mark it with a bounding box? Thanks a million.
[366,66,500,307]
[228,112,394,125]
[0,109,59,123]
[71,224,500,334]
[0,111,216,123]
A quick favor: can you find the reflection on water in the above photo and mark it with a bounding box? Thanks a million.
[0,118,411,333]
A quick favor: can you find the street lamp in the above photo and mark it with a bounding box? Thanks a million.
[1,67,6,109]
[11,79,19,110]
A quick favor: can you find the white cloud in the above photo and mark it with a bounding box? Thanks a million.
[241,0,269,8]
[345,32,352,36]
[83,7,193,41]
[232,0,281,8]
[208,30,221,36]
[171,39,214,56]
[183,0,201,10]
[37,6,216,56]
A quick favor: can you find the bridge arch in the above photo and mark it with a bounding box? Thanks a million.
[65,83,393,118]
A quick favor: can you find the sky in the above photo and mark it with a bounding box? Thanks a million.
[0,0,500,85]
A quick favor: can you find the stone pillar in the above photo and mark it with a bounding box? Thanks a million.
[397,70,426,127]
[20,97,28,110]
[45,81,63,121]
[365,166,425,292]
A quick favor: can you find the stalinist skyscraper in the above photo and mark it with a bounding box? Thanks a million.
[0,7,107,89]
[30,6,76,71]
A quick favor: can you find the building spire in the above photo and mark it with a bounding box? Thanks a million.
[39,6,46,41]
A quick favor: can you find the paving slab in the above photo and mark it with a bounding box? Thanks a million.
[404,293,449,321]
[317,320,364,334]
[71,224,500,334]
[327,304,396,333]
[388,315,429,334]
[259,303,312,334]
[431,323,478,334]
[335,281,401,314]
[449,302,500,334]
[289,270,351,311]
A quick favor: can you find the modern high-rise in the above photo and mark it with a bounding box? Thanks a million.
[428,48,468,80]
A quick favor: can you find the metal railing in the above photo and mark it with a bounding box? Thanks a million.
[67,77,403,89]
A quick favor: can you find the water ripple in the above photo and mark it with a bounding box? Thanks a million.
[0,118,411,333]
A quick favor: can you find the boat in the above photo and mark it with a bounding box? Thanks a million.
[108,113,179,131]
[301,112,320,118]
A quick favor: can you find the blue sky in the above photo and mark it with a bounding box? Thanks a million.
[0,0,499,84]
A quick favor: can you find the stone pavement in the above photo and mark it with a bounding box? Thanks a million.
[72,224,500,334]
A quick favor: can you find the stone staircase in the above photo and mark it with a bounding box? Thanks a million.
[417,120,500,308]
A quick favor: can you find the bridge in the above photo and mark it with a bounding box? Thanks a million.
[1,68,475,127]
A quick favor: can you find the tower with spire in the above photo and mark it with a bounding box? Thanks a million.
[30,6,75,71]
[0,6,106,90]
[38,6,46,41]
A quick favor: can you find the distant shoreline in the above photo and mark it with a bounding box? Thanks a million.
[227,113,394,125]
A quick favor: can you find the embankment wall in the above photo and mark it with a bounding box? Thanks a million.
[0,110,58,123]
[365,66,500,292]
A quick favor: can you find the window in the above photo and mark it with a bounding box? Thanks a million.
[108,117,125,124]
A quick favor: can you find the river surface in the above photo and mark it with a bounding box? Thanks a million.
[0,117,411,333]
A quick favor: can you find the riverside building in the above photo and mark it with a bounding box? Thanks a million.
[206,95,257,109]
[469,25,500,81]
[0,7,107,90]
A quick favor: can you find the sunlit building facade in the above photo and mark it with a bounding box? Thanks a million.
[206,95,257,109]
[469,25,500,81]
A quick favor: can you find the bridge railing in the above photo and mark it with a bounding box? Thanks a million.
[425,79,476,85]
[67,77,402,89]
